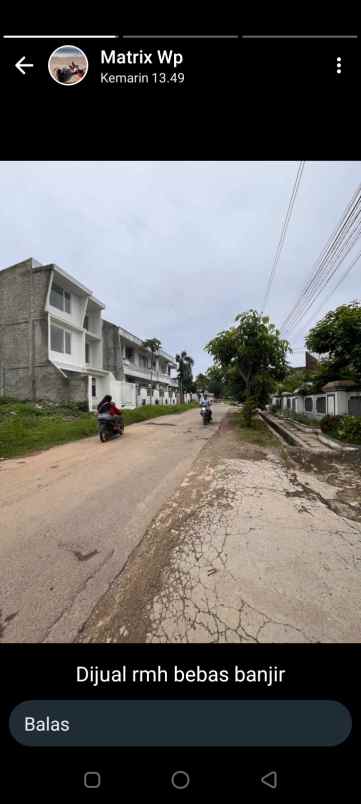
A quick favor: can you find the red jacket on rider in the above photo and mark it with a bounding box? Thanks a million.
[109,402,122,415]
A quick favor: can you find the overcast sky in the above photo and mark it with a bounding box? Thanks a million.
[1,161,360,372]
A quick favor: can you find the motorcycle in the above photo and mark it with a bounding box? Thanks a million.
[200,405,212,425]
[97,413,125,442]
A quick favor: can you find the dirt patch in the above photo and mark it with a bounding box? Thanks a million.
[205,412,278,462]
[79,464,222,643]
[286,469,361,523]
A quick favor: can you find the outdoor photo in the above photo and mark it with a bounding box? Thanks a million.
[48,45,88,85]
[0,160,360,645]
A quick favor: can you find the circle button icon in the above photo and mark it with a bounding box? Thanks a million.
[171,770,190,790]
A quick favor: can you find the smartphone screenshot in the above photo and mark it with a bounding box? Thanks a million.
[1,13,360,797]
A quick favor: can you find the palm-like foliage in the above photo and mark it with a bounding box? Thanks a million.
[143,338,162,404]
[176,350,194,401]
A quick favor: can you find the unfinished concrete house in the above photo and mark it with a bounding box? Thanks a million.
[0,258,178,410]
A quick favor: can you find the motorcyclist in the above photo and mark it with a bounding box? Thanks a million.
[97,395,122,425]
[200,394,212,420]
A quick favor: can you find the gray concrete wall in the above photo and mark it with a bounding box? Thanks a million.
[0,259,88,404]
[102,319,123,380]
[0,259,52,399]
[34,365,88,402]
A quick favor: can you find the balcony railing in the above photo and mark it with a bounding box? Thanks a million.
[123,362,178,385]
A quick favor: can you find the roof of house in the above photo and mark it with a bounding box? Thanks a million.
[322,380,360,391]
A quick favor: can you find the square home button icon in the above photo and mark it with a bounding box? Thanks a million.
[84,771,101,789]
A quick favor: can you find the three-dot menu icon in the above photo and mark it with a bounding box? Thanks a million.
[337,57,342,74]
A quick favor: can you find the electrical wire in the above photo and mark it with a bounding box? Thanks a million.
[292,246,361,340]
[281,187,361,332]
[280,182,361,334]
[261,161,305,314]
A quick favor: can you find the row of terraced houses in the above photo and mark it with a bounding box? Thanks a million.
[0,258,180,410]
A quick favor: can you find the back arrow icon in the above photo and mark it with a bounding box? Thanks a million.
[261,771,278,789]
[15,56,34,75]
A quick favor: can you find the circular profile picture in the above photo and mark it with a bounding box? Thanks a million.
[48,45,88,85]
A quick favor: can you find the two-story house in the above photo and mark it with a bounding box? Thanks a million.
[0,258,178,410]
[102,321,178,406]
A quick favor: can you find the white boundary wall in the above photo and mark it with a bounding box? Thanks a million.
[271,390,361,419]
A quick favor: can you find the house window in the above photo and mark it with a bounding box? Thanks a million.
[50,282,71,313]
[316,397,326,414]
[305,397,313,412]
[287,398,291,409]
[92,377,96,397]
[50,324,63,352]
[125,346,134,362]
[84,315,89,330]
[50,323,72,355]
[85,342,90,364]
[348,396,361,416]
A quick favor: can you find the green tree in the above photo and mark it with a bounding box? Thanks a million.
[276,367,312,394]
[206,365,225,398]
[306,302,361,380]
[143,338,162,405]
[241,396,258,427]
[195,373,209,394]
[205,310,289,407]
[176,351,194,403]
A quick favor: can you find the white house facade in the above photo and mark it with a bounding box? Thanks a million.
[119,326,178,406]
[0,258,179,411]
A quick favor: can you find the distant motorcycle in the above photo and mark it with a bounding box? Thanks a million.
[97,413,124,442]
[200,405,212,425]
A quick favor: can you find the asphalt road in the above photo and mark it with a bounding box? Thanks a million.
[0,404,230,643]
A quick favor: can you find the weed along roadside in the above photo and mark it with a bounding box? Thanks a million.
[0,399,198,461]
[237,410,281,449]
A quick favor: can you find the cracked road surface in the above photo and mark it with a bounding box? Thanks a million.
[80,414,361,644]
[0,405,230,642]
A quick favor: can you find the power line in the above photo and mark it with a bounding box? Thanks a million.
[287,189,361,330]
[281,183,361,332]
[281,182,361,334]
[292,246,361,340]
[286,213,361,334]
[261,161,305,314]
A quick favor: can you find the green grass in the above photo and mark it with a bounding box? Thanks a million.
[0,399,198,460]
[236,412,280,448]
